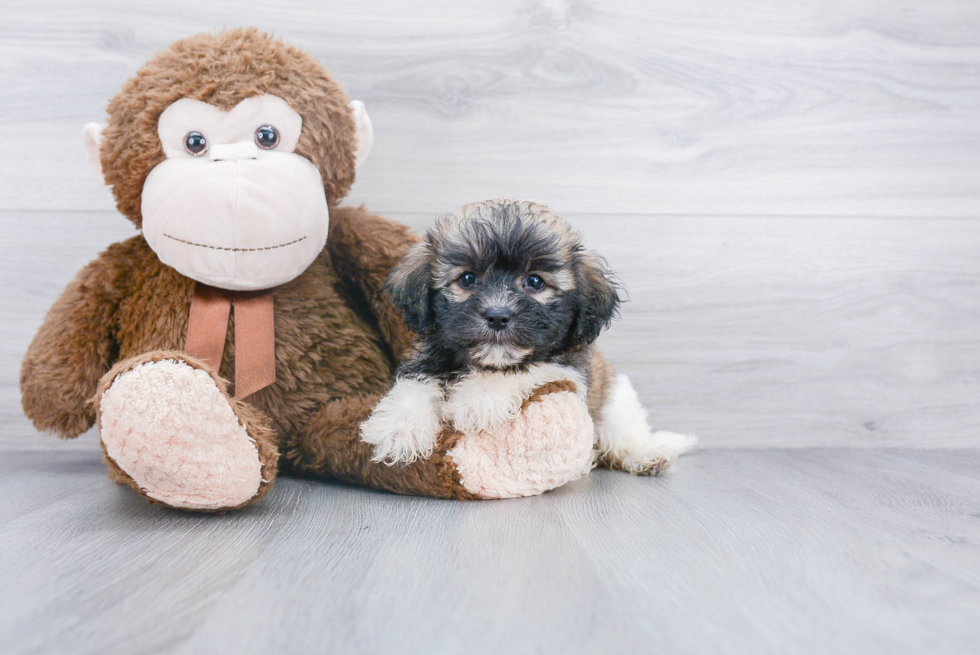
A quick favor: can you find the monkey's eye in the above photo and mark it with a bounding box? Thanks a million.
[183,132,208,156]
[255,125,280,150]
[524,274,546,291]
[457,272,479,289]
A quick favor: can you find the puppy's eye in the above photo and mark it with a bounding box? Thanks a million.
[523,274,545,291]
[457,272,479,289]
[183,131,208,156]
[255,125,280,150]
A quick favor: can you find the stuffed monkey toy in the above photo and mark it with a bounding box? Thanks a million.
[21,29,599,510]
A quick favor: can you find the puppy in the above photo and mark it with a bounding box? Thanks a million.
[360,199,695,474]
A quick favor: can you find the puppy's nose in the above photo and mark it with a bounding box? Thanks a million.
[485,307,512,331]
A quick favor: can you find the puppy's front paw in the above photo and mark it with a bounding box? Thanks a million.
[445,373,525,435]
[360,378,444,465]
[446,364,587,435]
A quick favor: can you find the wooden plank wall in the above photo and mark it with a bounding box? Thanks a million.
[2,0,979,448]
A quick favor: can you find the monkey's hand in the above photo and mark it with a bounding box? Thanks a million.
[21,245,126,438]
[359,376,445,465]
[444,363,587,435]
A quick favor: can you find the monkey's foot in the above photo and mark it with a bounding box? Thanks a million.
[448,382,595,499]
[96,354,266,511]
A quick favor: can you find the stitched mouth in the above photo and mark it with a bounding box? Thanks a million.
[163,234,307,252]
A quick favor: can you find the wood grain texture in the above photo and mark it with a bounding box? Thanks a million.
[4,210,978,448]
[1,448,978,655]
[1,0,979,216]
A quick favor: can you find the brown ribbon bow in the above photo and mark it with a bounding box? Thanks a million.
[185,283,276,399]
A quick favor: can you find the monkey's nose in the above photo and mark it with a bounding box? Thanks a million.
[209,141,259,161]
[485,308,513,331]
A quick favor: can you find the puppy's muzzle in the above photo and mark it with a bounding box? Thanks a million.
[484,307,512,331]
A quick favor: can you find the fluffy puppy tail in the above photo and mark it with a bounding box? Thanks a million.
[595,374,697,475]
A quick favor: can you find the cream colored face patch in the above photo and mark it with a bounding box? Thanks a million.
[538,268,574,292]
[141,96,329,291]
[434,265,469,290]
[469,344,532,368]
[523,285,558,305]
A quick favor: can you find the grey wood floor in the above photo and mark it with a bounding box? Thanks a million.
[2,1,979,653]
[3,444,979,655]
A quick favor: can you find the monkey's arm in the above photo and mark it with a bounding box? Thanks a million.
[327,205,421,361]
[20,247,126,438]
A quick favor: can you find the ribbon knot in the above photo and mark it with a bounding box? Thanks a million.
[185,283,276,399]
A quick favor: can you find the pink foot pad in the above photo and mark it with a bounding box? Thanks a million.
[449,389,595,499]
[99,359,262,510]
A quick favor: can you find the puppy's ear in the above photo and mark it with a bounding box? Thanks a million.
[569,249,622,346]
[386,242,433,333]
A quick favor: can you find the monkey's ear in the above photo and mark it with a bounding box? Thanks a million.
[570,250,622,346]
[385,242,433,334]
[82,123,106,185]
[348,100,373,168]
